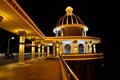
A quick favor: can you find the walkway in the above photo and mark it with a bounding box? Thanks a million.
[0,58,62,80]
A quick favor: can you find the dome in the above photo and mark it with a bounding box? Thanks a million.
[56,6,84,26]
[53,6,88,37]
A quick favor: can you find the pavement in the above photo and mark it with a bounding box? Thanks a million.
[0,58,62,80]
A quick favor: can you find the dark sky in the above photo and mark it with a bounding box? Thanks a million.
[0,0,119,53]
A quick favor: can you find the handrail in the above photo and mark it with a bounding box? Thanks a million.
[59,57,79,80]
[59,58,70,80]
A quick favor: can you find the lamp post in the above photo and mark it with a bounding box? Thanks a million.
[6,37,14,58]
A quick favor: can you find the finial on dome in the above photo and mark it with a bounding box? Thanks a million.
[65,6,73,15]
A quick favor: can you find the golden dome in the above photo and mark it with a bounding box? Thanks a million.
[56,6,84,26]
[53,6,88,36]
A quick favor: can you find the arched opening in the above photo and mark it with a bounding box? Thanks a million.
[78,44,84,53]
[64,44,71,54]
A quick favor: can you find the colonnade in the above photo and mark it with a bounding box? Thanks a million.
[17,31,97,64]
[18,31,59,64]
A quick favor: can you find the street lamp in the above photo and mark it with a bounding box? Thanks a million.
[6,37,14,58]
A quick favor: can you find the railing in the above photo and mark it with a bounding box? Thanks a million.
[61,53,104,60]
[59,57,79,80]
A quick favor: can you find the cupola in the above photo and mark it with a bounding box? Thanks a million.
[53,6,88,37]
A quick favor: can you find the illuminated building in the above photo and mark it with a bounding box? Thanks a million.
[0,0,103,80]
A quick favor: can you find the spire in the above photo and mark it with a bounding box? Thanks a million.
[65,6,73,15]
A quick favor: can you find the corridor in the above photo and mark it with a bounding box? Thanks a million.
[0,58,62,80]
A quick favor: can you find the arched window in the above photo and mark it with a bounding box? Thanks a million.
[78,44,84,53]
[64,44,71,54]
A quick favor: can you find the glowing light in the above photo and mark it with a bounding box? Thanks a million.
[83,25,88,31]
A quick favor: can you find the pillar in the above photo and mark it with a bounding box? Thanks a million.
[61,30,63,37]
[73,40,78,53]
[37,42,41,59]
[84,42,88,53]
[53,43,56,56]
[56,42,59,57]
[42,45,44,57]
[18,31,26,65]
[71,42,74,53]
[59,42,63,56]
[47,46,50,57]
[55,30,58,37]
[93,44,96,53]
[31,38,36,61]
[84,31,87,37]
[89,41,92,53]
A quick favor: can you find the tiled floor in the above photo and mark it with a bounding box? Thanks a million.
[0,58,62,80]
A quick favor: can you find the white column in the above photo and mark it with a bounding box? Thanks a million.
[42,45,44,57]
[37,42,41,59]
[47,46,50,57]
[59,42,63,56]
[56,30,58,37]
[83,26,88,37]
[31,38,36,61]
[84,42,88,53]
[93,44,96,53]
[18,31,26,65]
[84,31,87,37]
[89,41,92,53]
[56,43,59,57]
[73,40,78,53]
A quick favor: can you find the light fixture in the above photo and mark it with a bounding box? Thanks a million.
[11,37,15,40]
[0,15,3,22]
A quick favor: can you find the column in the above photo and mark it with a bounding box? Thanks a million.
[61,30,63,37]
[83,26,88,37]
[42,45,44,57]
[53,43,56,56]
[93,44,96,53]
[47,46,50,57]
[18,31,26,65]
[37,42,41,59]
[73,40,78,53]
[89,41,92,53]
[84,42,88,53]
[56,30,58,37]
[31,38,36,61]
[56,42,59,57]
[71,42,74,53]
[59,42,63,56]
[84,31,87,37]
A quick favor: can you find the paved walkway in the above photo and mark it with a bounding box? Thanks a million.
[0,58,62,80]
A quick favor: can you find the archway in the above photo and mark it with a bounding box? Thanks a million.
[78,44,84,53]
[64,44,71,54]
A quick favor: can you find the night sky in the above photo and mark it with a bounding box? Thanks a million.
[16,0,119,53]
[1,0,119,52]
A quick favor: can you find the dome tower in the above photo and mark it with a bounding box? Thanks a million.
[53,6,88,37]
